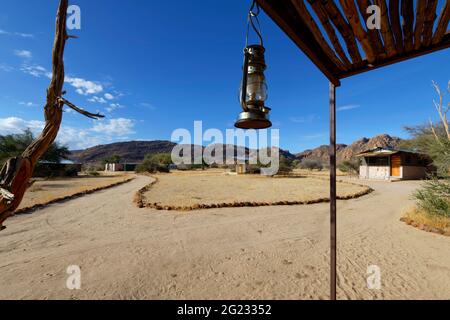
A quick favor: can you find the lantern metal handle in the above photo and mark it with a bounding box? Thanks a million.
[241,48,250,112]
[246,0,264,47]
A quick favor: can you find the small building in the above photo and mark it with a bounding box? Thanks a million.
[105,163,138,172]
[235,156,250,175]
[356,147,432,181]
[35,160,82,177]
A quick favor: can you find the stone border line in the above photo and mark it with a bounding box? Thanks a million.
[14,176,136,216]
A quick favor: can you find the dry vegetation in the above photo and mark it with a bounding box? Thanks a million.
[139,171,372,210]
[18,173,134,213]
[401,206,450,236]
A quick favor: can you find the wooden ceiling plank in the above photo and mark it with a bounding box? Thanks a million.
[432,0,450,45]
[291,0,346,71]
[413,0,427,50]
[256,0,342,85]
[319,0,363,64]
[355,0,387,59]
[374,0,397,57]
[307,0,353,66]
[401,0,415,52]
[422,0,438,47]
[389,0,404,54]
[339,0,377,63]
[340,33,450,78]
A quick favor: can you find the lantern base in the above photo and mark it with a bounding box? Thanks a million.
[234,110,272,130]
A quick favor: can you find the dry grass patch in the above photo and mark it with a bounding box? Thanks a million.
[401,206,450,236]
[140,171,372,211]
[18,173,135,213]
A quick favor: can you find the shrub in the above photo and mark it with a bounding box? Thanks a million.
[136,153,172,173]
[278,156,294,174]
[414,178,450,218]
[300,158,323,171]
[64,165,80,177]
[338,158,360,175]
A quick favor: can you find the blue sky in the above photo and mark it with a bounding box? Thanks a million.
[0,0,448,153]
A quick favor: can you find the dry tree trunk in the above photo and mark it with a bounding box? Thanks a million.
[0,0,103,230]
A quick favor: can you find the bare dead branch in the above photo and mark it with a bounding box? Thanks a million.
[59,97,105,119]
[0,0,104,229]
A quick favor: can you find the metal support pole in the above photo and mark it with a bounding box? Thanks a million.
[329,82,337,300]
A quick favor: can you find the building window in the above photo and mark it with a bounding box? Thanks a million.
[367,157,389,166]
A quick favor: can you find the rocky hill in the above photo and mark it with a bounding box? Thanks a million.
[69,134,402,164]
[69,141,177,164]
[296,134,403,163]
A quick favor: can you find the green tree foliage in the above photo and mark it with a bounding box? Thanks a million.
[405,81,450,218]
[136,153,172,173]
[0,129,70,166]
[102,154,122,165]
[300,158,323,171]
[338,158,360,175]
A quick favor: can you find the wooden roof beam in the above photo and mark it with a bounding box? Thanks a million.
[256,0,342,86]
[421,0,438,47]
[401,0,415,52]
[389,0,404,54]
[432,0,450,45]
[339,0,376,63]
[339,33,450,78]
[374,0,396,57]
[291,0,346,71]
[307,0,353,68]
[319,0,363,65]
[355,0,387,59]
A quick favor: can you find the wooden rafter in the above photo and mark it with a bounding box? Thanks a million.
[432,0,450,45]
[256,0,450,83]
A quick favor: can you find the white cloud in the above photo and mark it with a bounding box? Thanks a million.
[0,29,34,38]
[337,104,360,112]
[139,102,156,110]
[14,50,32,59]
[65,76,104,96]
[104,93,114,100]
[92,118,135,136]
[21,64,52,78]
[106,103,124,113]
[0,117,136,150]
[20,65,104,96]
[0,63,14,72]
[290,114,318,123]
[19,101,37,107]
[88,96,107,104]
[0,117,44,135]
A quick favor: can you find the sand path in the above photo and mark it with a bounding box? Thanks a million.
[0,175,448,300]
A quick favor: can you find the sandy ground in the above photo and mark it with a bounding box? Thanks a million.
[0,175,449,300]
[142,172,368,207]
[20,174,133,210]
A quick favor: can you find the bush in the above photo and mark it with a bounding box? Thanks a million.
[300,158,323,171]
[414,178,450,218]
[338,158,360,175]
[278,156,294,174]
[136,153,172,173]
[64,165,80,177]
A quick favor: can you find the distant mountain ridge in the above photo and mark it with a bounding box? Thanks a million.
[69,134,403,164]
[296,134,403,162]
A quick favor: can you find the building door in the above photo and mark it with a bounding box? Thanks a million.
[391,155,401,177]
